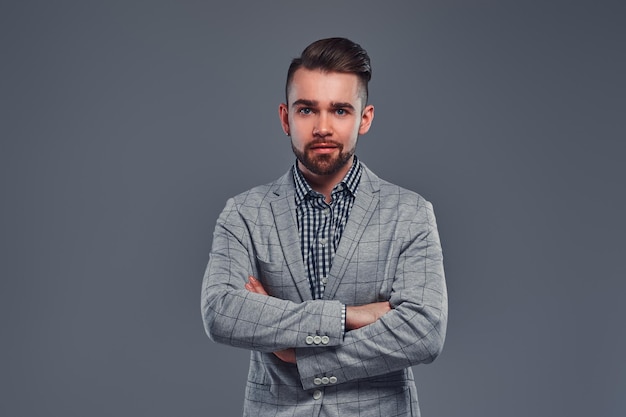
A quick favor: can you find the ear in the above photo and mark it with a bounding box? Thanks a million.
[358,104,375,135]
[278,103,290,135]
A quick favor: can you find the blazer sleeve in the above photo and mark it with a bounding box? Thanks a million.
[295,200,448,390]
[201,197,345,352]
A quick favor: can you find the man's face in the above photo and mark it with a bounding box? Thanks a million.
[279,68,374,179]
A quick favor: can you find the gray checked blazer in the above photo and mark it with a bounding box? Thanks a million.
[201,163,448,417]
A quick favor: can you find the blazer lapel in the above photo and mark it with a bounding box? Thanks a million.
[269,173,313,302]
[323,166,380,300]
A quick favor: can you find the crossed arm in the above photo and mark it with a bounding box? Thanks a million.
[244,275,391,363]
[203,196,447,389]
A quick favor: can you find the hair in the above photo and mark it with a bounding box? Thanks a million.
[285,37,372,107]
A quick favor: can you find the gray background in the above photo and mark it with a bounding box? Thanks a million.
[1,1,624,416]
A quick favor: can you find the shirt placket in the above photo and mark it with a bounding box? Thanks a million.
[319,203,334,299]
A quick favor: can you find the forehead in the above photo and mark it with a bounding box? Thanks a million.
[288,68,363,106]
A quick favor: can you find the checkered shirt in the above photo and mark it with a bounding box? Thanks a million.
[293,157,362,301]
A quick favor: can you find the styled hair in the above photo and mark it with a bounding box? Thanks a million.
[285,37,372,107]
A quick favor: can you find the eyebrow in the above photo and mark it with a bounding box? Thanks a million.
[330,102,356,110]
[291,99,356,111]
[292,99,317,108]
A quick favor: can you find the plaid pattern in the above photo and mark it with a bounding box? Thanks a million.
[293,157,362,300]
[201,163,448,417]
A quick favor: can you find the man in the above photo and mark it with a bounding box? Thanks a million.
[201,37,448,417]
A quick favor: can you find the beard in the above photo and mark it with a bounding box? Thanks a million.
[291,140,356,176]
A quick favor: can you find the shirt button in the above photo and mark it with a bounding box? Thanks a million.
[313,378,322,385]
[305,336,314,345]
[321,336,330,344]
[321,277,328,285]
[313,335,322,345]
[321,377,330,385]
[313,390,322,400]
[329,376,337,384]
[319,237,327,246]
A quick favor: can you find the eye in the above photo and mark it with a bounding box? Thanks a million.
[299,108,312,115]
[335,108,348,115]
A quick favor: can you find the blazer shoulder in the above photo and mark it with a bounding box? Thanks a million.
[380,180,430,206]
[222,170,292,217]
[362,165,432,212]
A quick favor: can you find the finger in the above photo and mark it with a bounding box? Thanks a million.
[247,276,269,295]
[244,278,259,293]
[245,281,260,293]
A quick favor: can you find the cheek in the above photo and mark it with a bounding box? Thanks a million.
[289,118,309,134]
[289,134,306,151]
[342,121,361,139]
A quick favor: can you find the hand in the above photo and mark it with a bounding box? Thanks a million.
[244,277,296,363]
[273,348,296,364]
[244,276,268,295]
[346,301,391,330]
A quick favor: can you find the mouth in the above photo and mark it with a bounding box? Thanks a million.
[309,143,339,153]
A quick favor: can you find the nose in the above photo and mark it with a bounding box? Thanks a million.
[313,112,332,137]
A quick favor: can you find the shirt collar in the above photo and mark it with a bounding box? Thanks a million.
[293,156,362,206]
